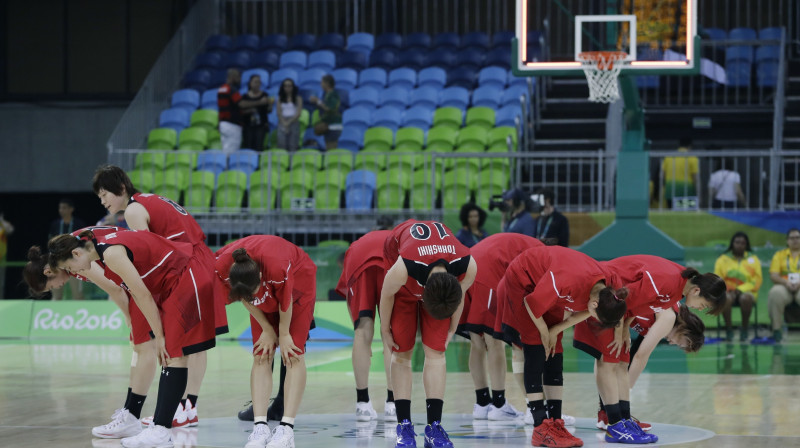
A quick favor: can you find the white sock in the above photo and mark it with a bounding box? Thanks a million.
[255,416,267,424]
[281,416,295,426]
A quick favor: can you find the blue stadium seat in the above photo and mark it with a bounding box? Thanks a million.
[508,70,529,88]
[338,128,365,152]
[485,47,511,68]
[433,32,460,51]
[345,170,376,210]
[300,89,322,113]
[756,45,781,63]
[259,33,288,52]
[339,51,368,70]
[727,61,753,87]
[234,34,260,52]
[299,69,326,91]
[410,86,441,109]
[347,32,375,55]
[332,68,358,90]
[491,31,515,49]
[496,104,522,127]
[398,49,427,71]
[222,51,252,70]
[418,67,447,89]
[380,86,410,109]
[201,89,218,110]
[729,27,757,41]
[440,86,470,110]
[401,105,434,130]
[457,48,486,71]
[359,68,388,89]
[269,68,299,88]
[479,66,508,89]
[635,47,662,89]
[205,34,232,52]
[182,70,211,91]
[208,69,227,89]
[228,149,259,175]
[318,33,345,53]
[301,127,325,151]
[471,85,502,108]
[336,88,350,109]
[349,87,380,108]
[241,69,270,91]
[159,108,191,134]
[375,32,403,51]
[726,46,754,64]
[279,51,308,71]
[197,150,227,175]
[501,84,529,107]
[172,89,200,113]
[308,50,336,71]
[389,68,417,90]
[252,50,280,71]
[759,27,783,41]
[427,48,457,70]
[369,49,399,70]
[289,33,317,52]
[448,67,477,89]
[704,28,727,40]
[342,106,372,134]
[756,46,781,87]
[404,32,431,50]
[373,107,403,129]
[462,31,490,51]
[194,52,223,70]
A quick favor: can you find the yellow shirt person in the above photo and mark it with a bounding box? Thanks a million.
[713,232,760,342]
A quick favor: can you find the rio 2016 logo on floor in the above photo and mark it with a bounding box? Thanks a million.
[28,302,131,338]
[33,308,124,331]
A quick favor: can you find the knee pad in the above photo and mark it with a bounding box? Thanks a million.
[522,344,546,394]
[391,353,412,367]
[543,353,563,386]
[130,351,138,368]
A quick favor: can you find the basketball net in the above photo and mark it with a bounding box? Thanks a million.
[577,51,627,103]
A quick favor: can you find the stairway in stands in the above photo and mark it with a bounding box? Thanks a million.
[783,59,800,150]
[533,79,607,152]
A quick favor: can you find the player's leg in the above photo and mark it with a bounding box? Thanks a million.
[419,307,454,448]
[468,332,491,419]
[353,316,379,421]
[268,354,305,448]
[722,291,737,341]
[390,299,418,447]
[485,334,521,421]
[739,293,754,341]
[382,335,395,420]
[177,351,207,427]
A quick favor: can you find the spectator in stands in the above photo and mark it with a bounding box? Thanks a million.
[0,209,13,299]
[766,228,800,344]
[217,69,271,155]
[456,202,488,248]
[709,158,746,209]
[276,78,303,151]
[48,198,86,300]
[714,231,762,341]
[661,137,700,206]
[500,188,535,237]
[532,188,569,247]
[241,74,273,151]
[96,210,128,228]
[309,74,342,150]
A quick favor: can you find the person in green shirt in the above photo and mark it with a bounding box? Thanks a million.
[309,74,342,150]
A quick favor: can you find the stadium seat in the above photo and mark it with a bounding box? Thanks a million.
[349,87,380,109]
[200,89,219,110]
[426,126,458,152]
[404,32,431,50]
[409,86,440,109]
[182,69,211,92]
[726,46,754,87]
[398,49,427,71]
[345,170,377,210]
[289,33,317,52]
[726,45,754,63]
[369,49,399,70]
[759,27,783,41]
[249,169,281,210]
[501,84,530,108]
[208,69,227,89]
[427,48,457,70]
[447,66,477,89]
[376,171,409,210]
[401,105,434,129]
[241,69,270,91]
[496,104,522,127]
[299,68,327,91]
[280,170,312,209]
[704,28,727,41]
[450,146,481,175]
[318,33,345,53]
[478,66,508,89]
[471,85,502,109]
[388,68,417,90]
[260,148,289,171]
[395,127,425,152]
[147,128,177,150]
[488,126,518,150]
[329,68,356,91]
[196,150,227,175]
[165,151,197,175]
[440,87,469,110]
[729,27,757,41]
[465,107,496,129]
[475,167,509,205]
[291,148,323,173]
[135,151,167,172]
[233,34,260,52]
[259,33,288,52]
[442,170,474,209]
[339,50,368,70]
[207,129,222,149]
[756,46,780,87]
[485,47,511,69]
[462,31,490,51]
[127,170,155,193]
[269,68,299,88]
[433,107,463,130]
[185,170,216,213]
[324,148,355,172]
[342,106,373,134]
[355,148,387,172]
[338,127,364,152]
[190,109,219,131]
[484,145,513,171]
[373,107,403,130]
[457,48,485,71]
[228,149,259,175]
[222,51,252,71]
[380,86,410,109]
[456,125,489,151]
[359,67,388,89]
[193,52,223,71]
[280,51,308,71]
[153,169,187,202]
[376,32,403,51]
[178,127,208,150]
[508,70,530,88]
[313,171,343,210]
[216,170,248,210]
[171,89,200,114]
[252,50,280,71]
[418,68,447,90]
[363,127,394,152]
[409,168,439,210]
[491,31,515,50]
[433,32,460,51]
[205,34,232,52]
[308,50,337,72]
[347,32,375,55]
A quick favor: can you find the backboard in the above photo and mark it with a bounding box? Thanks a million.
[514,0,699,76]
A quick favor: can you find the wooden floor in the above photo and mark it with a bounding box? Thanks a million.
[1,336,799,447]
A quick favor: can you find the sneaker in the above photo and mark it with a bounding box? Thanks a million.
[472,403,491,420]
[238,401,254,421]
[266,425,294,448]
[267,397,284,422]
[423,421,453,448]
[604,420,650,444]
[549,419,584,447]
[596,410,608,430]
[356,400,378,422]
[561,414,576,426]
[245,423,272,448]
[178,400,198,427]
[169,402,189,428]
[384,401,397,421]
[395,419,417,447]
[487,402,524,421]
[739,329,749,342]
[92,408,143,439]
[531,419,582,448]
[623,419,657,443]
[630,416,652,432]
[524,409,534,426]
[121,424,173,448]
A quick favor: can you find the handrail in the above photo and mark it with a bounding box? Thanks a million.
[771,27,789,211]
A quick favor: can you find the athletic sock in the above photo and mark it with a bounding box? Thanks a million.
[280,416,295,429]
[546,399,562,420]
[126,392,147,419]
[475,387,491,406]
[528,400,546,427]
[491,390,506,408]
[619,400,631,420]
[605,403,622,425]
[356,388,370,403]
[395,399,412,422]
[124,387,132,408]
[426,399,444,425]
[386,390,395,403]
[186,394,198,408]
[255,416,267,424]
[153,367,188,428]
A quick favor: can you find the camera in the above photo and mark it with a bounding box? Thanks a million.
[488,194,509,212]
[489,189,546,214]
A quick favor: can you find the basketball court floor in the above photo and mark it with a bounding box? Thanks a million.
[1,332,798,448]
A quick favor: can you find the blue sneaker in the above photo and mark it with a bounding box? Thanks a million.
[423,421,454,448]
[624,419,658,443]
[604,420,650,444]
[396,419,417,447]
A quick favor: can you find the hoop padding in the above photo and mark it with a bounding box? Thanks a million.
[578,51,628,103]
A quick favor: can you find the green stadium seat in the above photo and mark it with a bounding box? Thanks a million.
[395,127,425,152]
[323,148,355,173]
[488,126,518,150]
[455,125,488,151]
[165,152,198,176]
[483,144,512,171]
[425,126,457,152]
[433,107,463,130]
[135,151,167,171]
[442,170,473,210]
[126,170,154,193]
[475,168,509,207]
[280,170,313,209]
[465,107,496,129]
[249,169,282,210]
[314,171,343,210]
[318,240,350,249]
[261,148,290,171]
[190,109,219,131]
[291,148,323,173]
[216,170,248,211]
[299,109,311,129]
[147,128,177,150]
[311,110,321,126]
[386,149,423,175]
[178,127,208,150]
[409,168,440,210]
[450,146,481,176]
[363,127,394,152]
[153,169,187,202]
[376,171,409,210]
[185,170,216,213]
[207,128,222,149]
[355,148,388,172]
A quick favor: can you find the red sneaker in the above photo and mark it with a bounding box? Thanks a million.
[551,419,584,447]
[631,415,652,431]
[596,410,608,430]
[531,419,583,447]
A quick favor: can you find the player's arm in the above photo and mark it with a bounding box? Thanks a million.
[628,309,677,387]
[82,262,130,324]
[379,258,408,350]
[124,202,150,231]
[242,300,278,364]
[549,310,590,335]
[449,257,478,336]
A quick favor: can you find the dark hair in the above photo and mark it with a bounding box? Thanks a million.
[787,228,800,238]
[48,230,95,267]
[92,165,139,197]
[421,272,462,320]
[322,74,335,88]
[376,215,394,231]
[595,286,628,328]
[673,305,705,353]
[59,198,75,208]
[679,136,692,148]
[278,78,298,103]
[535,188,554,205]
[459,202,487,229]
[248,74,262,91]
[681,268,726,316]
[23,246,49,296]
[228,248,261,303]
[725,231,752,254]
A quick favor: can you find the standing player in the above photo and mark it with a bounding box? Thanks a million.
[215,235,317,448]
[335,230,396,421]
[497,245,626,448]
[49,229,216,448]
[380,220,477,448]
[93,165,227,427]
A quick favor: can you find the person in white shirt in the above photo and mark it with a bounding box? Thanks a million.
[276,78,303,152]
[708,158,746,209]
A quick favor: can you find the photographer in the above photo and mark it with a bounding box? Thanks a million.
[497,189,536,237]
[532,188,569,247]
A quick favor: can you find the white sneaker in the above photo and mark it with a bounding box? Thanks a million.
[245,423,272,448]
[472,403,491,419]
[266,425,294,448]
[562,414,576,426]
[92,408,143,439]
[488,402,524,421]
[121,424,173,448]
[383,402,397,421]
[175,400,198,428]
[356,400,378,422]
[524,410,533,426]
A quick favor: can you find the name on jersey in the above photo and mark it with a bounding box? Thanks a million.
[417,244,457,257]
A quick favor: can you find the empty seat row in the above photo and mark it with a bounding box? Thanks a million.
[703,27,783,41]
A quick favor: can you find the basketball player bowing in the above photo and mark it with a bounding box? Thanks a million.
[49,229,216,448]
[215,236,317,448]
[335,230,396,421]
[380,220,477,448]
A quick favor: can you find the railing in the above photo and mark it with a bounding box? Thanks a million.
[106,0,220,152]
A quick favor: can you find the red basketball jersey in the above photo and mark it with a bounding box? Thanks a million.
[630,303,681,337]
[503,245,608,317]
[130,193,206,245]
[215,235,316,313]
[470,233,544,290]
[336,230,390,298]
[68,226,127,282]
[602,255,687,317]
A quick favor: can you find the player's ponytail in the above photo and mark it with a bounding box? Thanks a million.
[47,230,95,268]
[228,248,261,303]
[595,286,628,328]
[682,268,726,316]
[673,305,705,353]
[22,246,49,296]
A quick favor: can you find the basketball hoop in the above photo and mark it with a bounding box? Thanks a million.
[577,51,628,103]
